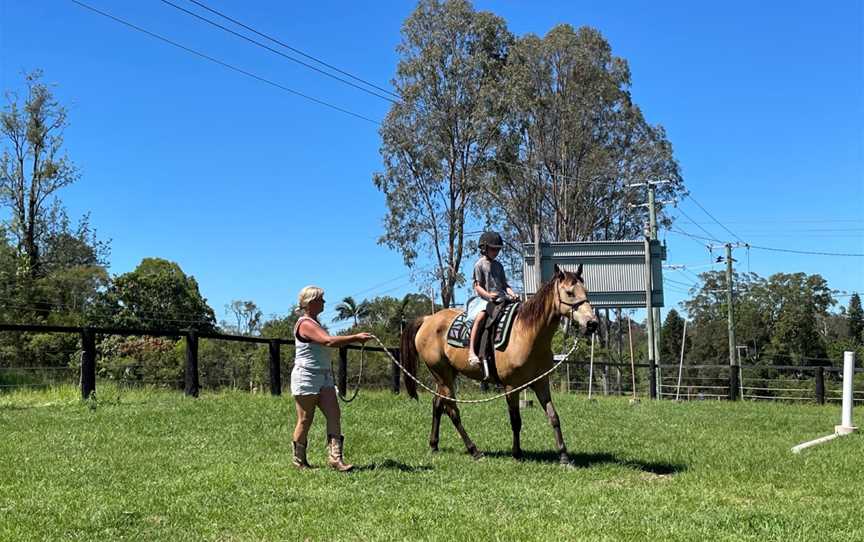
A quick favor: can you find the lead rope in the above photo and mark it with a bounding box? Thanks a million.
[333,343,364,403]
[368,330,581,404]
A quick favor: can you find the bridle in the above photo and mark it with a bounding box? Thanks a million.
[556,279,590,313]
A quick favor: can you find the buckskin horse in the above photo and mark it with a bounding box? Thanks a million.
[399,264,599,464]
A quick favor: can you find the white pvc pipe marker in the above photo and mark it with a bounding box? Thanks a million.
[791,351,857,453]
[836,351,857,435]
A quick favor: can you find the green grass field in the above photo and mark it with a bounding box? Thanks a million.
[1,386,861,541]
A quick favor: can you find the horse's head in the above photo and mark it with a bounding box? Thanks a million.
[553,264,599,336]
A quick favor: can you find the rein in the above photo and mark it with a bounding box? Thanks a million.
[369,331,581,404]
[332,344,365,403]
[336,281,588,405]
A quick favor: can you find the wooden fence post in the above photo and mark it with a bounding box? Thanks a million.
[338,347,347,398]
[269,340,282,396]
[649,362,657,399]
[602,364,609,395]
[815,366,825,405]
[391,348,401,394]
[80,328,96,400]
[729,364,740,401]
[184,329,199,397]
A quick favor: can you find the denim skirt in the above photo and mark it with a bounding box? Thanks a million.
[290,364,335,396]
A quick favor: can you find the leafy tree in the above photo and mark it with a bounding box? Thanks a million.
[0,70,92,280]
[261,310,301,340]
[223,300,262,336]
[0,71,109,324]
[332,296,370,327]
[487,24,683,270]
[750,272,835,364]
[684,270,768,365]
[848,293,863,344]
[101,258,216,332]
[375,0,512,307]
[660,309,689,362]
[337,294,430,342]
[0,228,19,321]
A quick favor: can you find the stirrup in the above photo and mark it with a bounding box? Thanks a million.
[481,358,490,381]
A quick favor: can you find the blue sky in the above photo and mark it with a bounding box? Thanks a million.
[1,0,861,328]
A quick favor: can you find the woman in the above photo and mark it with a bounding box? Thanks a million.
[291,285,372,472]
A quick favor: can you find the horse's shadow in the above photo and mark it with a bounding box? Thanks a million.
[484,450,686,475]
[353,459,433,473]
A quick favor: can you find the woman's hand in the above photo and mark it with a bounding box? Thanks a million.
[354,332,373,343]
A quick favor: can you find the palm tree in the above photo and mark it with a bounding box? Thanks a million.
[332,296,369,327]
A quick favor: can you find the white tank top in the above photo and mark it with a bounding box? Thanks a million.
[293,316,331,371]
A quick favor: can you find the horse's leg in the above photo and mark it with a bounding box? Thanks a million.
[505,387,522,460]
[531,377,570,465]
[429,393,445,452]
[439,379,483,459]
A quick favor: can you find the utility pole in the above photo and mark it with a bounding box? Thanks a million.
[629,180,671,399]
[647,183,662,389]
[709,241,748,400]
[725,243,738,400]
[644,225,657,399]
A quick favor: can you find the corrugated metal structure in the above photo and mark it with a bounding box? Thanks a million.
[522,240,666,308]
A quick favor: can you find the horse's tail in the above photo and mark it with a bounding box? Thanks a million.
[399,316,425,400]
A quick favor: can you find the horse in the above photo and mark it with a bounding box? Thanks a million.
[399,264,599,464]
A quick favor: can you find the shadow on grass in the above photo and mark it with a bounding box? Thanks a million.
[353,459,434,473]
[484,450,686,475]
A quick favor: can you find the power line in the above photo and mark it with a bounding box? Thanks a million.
[669,228,721,244]
[677,219,863,225]
[71,1,380,125]
[676,267,703,283]
[73,1,678,202]
[164,2,680,196]
[75,0,617,193]
[158,0,399,104]
[72,2,864,264]
[664,277,698,289]
[684,192,747,244]
[747,244,864,258]
[184,0,401,100]
[673,207,723,243]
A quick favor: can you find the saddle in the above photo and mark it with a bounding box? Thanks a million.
[446,300,520,383]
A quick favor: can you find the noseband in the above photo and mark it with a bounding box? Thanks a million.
[556,282,589,314]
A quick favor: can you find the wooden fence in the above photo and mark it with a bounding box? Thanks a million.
[0,323,402,399]
[2,323,861,405]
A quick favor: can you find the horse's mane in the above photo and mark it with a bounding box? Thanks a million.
[519,275,558,328]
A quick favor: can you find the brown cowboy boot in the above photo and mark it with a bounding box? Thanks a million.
[326,434,354,472]
[292,441,312,469]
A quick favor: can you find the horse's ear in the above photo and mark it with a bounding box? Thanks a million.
[575,263,584,281]
[554,264,563,279]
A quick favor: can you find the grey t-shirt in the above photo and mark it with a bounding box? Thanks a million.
[473,257,509,298]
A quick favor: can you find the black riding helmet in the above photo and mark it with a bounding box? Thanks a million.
[478,231,503,250]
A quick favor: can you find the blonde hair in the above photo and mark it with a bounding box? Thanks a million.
[297,285,324,313]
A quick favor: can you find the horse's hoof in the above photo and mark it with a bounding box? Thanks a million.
[512,450,523,461]
[559,454,571,467]
[470,449,485,460]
